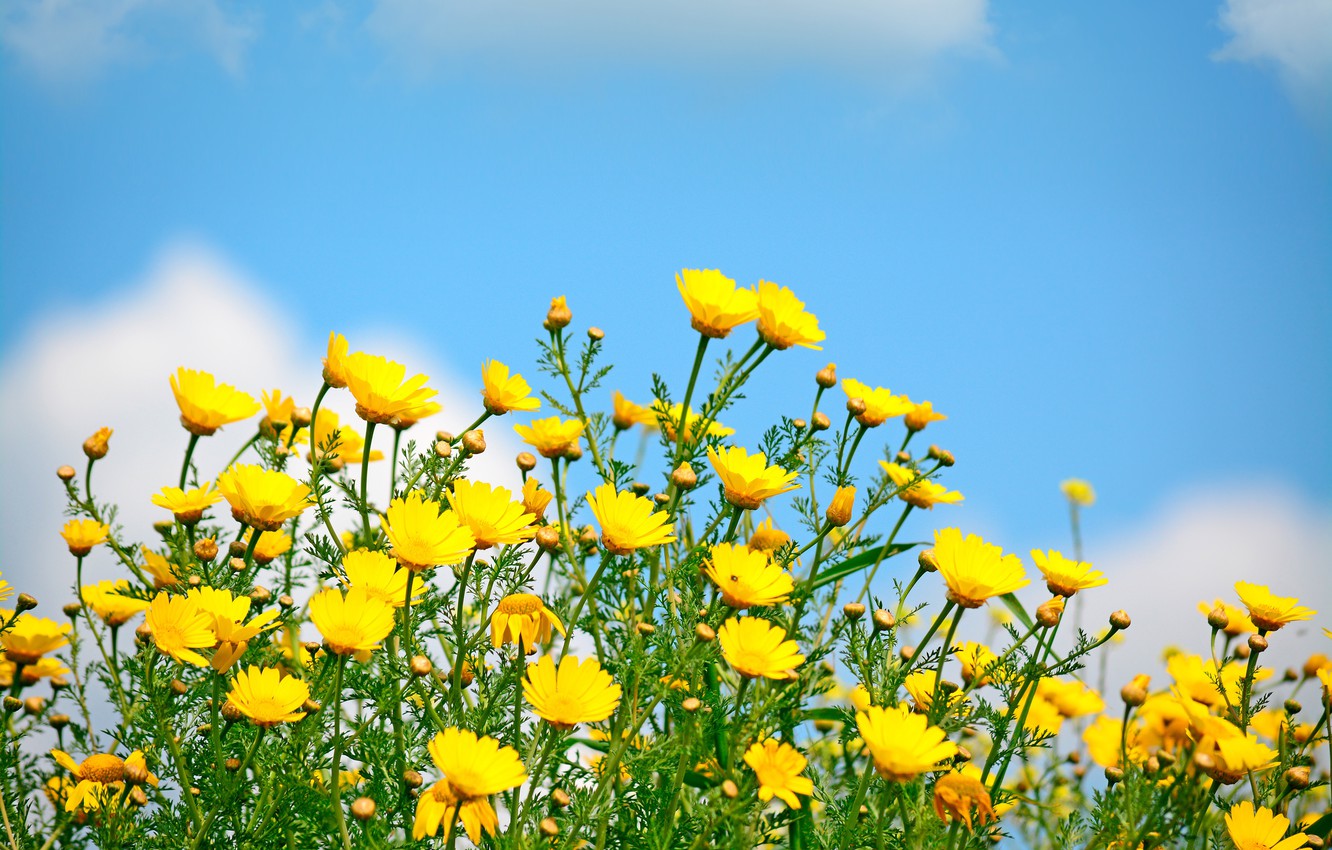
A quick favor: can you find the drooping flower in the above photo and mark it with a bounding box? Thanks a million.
[747,517,791,553]
[342,549,424,609]
[1030,550,1107,597]
[856,705,958,781]
[932,528,1029,609]
[343,351,441,426]
[1060,479,1096,507]
[49,749,157,812]
[414,729,528,843]
[1234,582,1316,632]
[880,462,964,510]
[82,426,112,459]
[905,401,948,433]
[703,543,793,609]
[1225,801,1307,850]
[170,368,260,436]
[309,586,396,656]
[707,445,800,511]
[60,519,110,557]
[80,580,149,627]
[490,593,565,650]
[520,477,552,520]
[480,360,540,415]
[513,416,585,458]
[151,483,223,524]
[447,479,536,549]
[523,655,622,729]
[676,269,758,338]
[743,739,814,809]
[611,391,657,430]
[140,548,180,589]
[189,586,279,671]
[0,571,11,605]
[587,483,676,555]
[718,616,804,680]
[382,491,476,570]
[1,615,71,664]
[226,665,310,727]
[841,379,913,427]
[755,281,825,350]
[322,332,352,388]
[933,772,996,829]
[145,592,215,667]
[414,779,499,845]
[216,465,311,531]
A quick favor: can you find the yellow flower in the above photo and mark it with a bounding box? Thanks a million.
[1168,654,1269,708]
[306,409,383,464]
[0,571,10,605]
[880,462,963,510]
[1083,715,1147,768]
[611,391,658,430]
[189,586,279,665]
[80,580,149,627]
[343,351,441,426]
[226,665,309,727]
[954,641,1000,687]
[1,615,71,664]
[342,549,424,609]
[323,332,352,388]
[707,445,800,511]
[3,656,70,687]
[480,360,540,415]
[651,401,735,443]
[138,548,180,589]
[743,739,813,809]
[703,543,793,608]
[1037,678,1105,718]
[856,705,957,781]
[755,281,824,350]
[309,586,396,656]
[83,427,112,459]
[151,483,222,524]
[260,388,296,434]
[414,780,499,845]
[1210,727,1279,781]
[905,401,947,433]
[1030,550,1107,597]
[240,528,291,565]
[523,654,622,729]
[447,479,536,549]
[826,485,856,527]
[586,482,677,555]
[513,416,585,458]
[520,477,553,521]
[718,616,804,680]
[414,728,528,843]
[933,772,996,829]
[841,379,913,427]
[60,519,109,557]
[932,528,1029,609]
[903,670,966,714]
[676,269,758,338]
[1022,694,1064,736]
[747,517,791,552]
[1060,479,1096,507]
[50,749,156,812]
[382,491,477,570]
[216,465,311,532]
[1225,801,1307,850]
[848,683,873,712]
[145,592,215,667]
[170,367,260,436]
[1234,581,1316,632]
[490,593,565,650]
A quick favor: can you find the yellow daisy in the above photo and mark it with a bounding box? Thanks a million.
[309,586,395,656]
[523,654,622,729]
[480,360,540,415]
[1234,581,1316,632]
[1030,550,1107,597]
[170,367,261,436]
[342,549,424,608]
[322,332,352,388]
[259,388,297,434]
[60,519,110,557]
[841,378,913,427]
[1059,479,1096,507]
[414,729,528,843]
[676,268,758,338]
[414,780,498,845]
[49,749,157,812]
[520,477,552,521]
[343,351,441,426]
[306,409,383,464]
[151,483,222,524]
[382,491,477,570]
[1,615,71,664]
[718,616,805,680]
[1036,678,1104,718]
[856,705,957,781]
[145,592,215,667]
[586,482,677,555]
[1225,801,1307,850]
[611,391,658,430]
[932,528,1029,609]
[80,580,149,627]
[954,641,1000,687]
[747,517,791,552]
[707,445,800,511]
[905,401,948,433]
[140,548,180,589]
[513,416,585,458]
[490,593,565,650]
[703,543,793,609]
[216,464,311,532]
[880,462,963,510]
[755,281,824,350]
[226,665,310,727]
[743,739,814,809]
[241,528,292,565]
[447,479,536,549]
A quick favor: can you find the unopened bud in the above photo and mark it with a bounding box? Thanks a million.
[792,418,806,430]
[135,622,152,645]
[587,326,605,341]
[814,719,835,733]
[816,364,837,388]
[436,430,454,444]
[230,557,246,574]
[1284,667,1300,682]
[302,699,321,713]
[23,696,45,716]
[225,758,241,773]
[1248,634,1268,654]
[63,602,82,619]
[935,449,955,467]
[811,411,831,431]
[57,465,76,482]
[872,609,896,632]
[49,713,70,730]
[1234,642,1251,660]
[187,575,202,588]
[535,526,561,552]
[578,526,598,547]
[516,452,537,472]
[695,623,716,643]
[125,761,149,785]
[171,679,188,696]
[551,788,572,808]
[454,663,475,688]
[826,485,856,528]
[228,540,247,559]
[653,493,669,505]
[16,594,37,612]
[671,463,697,490]
[249,586,271,605]
[1036,597,1065,628]
[1284,699,1302,715]
[540,817,559,837]
[279,594,294,609]
[843,603,865,622]
[403,769,423,789]
[635,622,656,636]
[434,441,452,459]
[410,656,433,677]
[153,520,174,536]
[682,697,702,713]
[721,780,739,799]
[1109,610,1131,631]
[630,481,651,496]
[545,296,572,330]
[565,444,583,462]
[918,549,939,572]
[895,451,912,464]
[1145,756,1160,774]
[2,697,20,713]
[193,538,218,562]
[900,645,916,661]
[351,797,377,821]
[220,701,243,723]
[1285,766,1310,790]
[1207,606,1230,631]
[82,428,112,460]
[291,407,312,429]
[1104,766,1124,784]
[846,397,867,417]
[462,430,486,454]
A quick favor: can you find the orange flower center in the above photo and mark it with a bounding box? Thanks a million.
[496,594,542,616]
[79,754,125,785]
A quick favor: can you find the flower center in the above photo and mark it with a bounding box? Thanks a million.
[79,753,125,785]
[496,594,542,616]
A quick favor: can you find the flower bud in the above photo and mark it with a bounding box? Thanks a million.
[1207,606,1230,631]
[1234,642,1251,660]
[63,602,82,619]
[551,788,572,808]
[410,656,433,677]
[695,623,716,643]
[826,486,856,528]
[630,481,651,496]
[1036,597,1065,628]
[57,465,77,482]
[229,540,248,558]
[249,586,271,605]
[811,411,831,431]
[1248,634,1268,654]
[935,449,955,467]
[124,760,149,785]
[49,713,70,730]
[1121,678,1148,707]
[192,537,218,562]
[565,444,583,462]
[453,663,475,688]
[682,697,702,713]
[434,441,452,460]
[135,622,153,645]
[2,697,20,713]
[462,429,486,455]
[1284,698,1302,715]
[403,769,423,789]
[230,557,246,574]
[1104,766,1124,784]
[225,758,241,773]
[721,780,739,799]
[82,427,112,460]
[1109,610,1131,631]
[289,406,312,429]
[653,493,669,505]
[918,549,939,572]
[1284,667,1299,682]
[545,296,572,330]
[16,594,37,613]
[587,326,605,341]
[516,452,537,472]
[275,594,293,610]
[843,603,865,621]
[220,701,243,723]
[303,699,321,714]
[872,609,896,632]
[635,622,656,637]
[900,645,916,661]
[351,797,377,821]
[540,817,560,837]
[846,397,867,417]
[1284,766,1310,790]
[814,718,835,733]
[187,575,202,588]
[24,696,45,716]
[671,463,697,491]
[815,363,837,388]
[535,526,561,552]
[171,679,188,696]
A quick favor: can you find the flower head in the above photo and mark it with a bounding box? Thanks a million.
[382,491,476,570]
[309,586,395,656]
[50,749,156,812]
[1,615,71,664]
[857,705,957,781]
[932,528,1029,609]
[933,772,996,829]
[414,780,499,845]
[227,665,309,727]
[1234,582,1315,632]
[322,332,352,388]
[1031,550,1107,597]
[707,445,800,511]
[81,580,148,627]
[676,269,758,338]
[60,519,110,557]
[0,572,10,605]
[242,528,291,565]
[306,409,382,464]
[343,351,441,426]
[1037,678,1105,718]
[138,548,180,589]
[718,616,804,680]
[1225,801,1307,850]
[481,360,540,415]
[747,517,791,552]
[145,592,215,667]
[880,462,963,510]
[260,389,296,434]
[905,401,947,433]
[523,655,622,729]
[151,483,222,524]
[611,391,657,431]
[703,543,793,609]
[1197,599,1255,636]
[216,465,311,532]
[342,549,423,609]
[743,739,813,809]
[447,479,536,549]
[954,641,1001,687]
[171,368,260,436]
[520,477,553,521]
[490,593,565,650]
[1060,479,1096,507]
[416,729,527,843]
[513,416,585,458]
[587,483,676,555]
[841,379,912,427]
[755,281,824,350]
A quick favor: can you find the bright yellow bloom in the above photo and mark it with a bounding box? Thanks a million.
[145,592,215,667]
[954,641,1000,687]
[323,332,352,388]
[227,665,310,727]
[382,491,476,570]
[60,519,109,557]
[306,409,382,464]
[1060,479,1096,507]
[1083,715,1146,768]
[841,379,912,427]
[50,749,156,812]
[520,477,552,520]
[151,483,222,524]
[490,593,565,650]
[81,580,148,627]
[309,586,395,656]
[651,401,735,443]
[1225,801,1307,850]
[856,705,957,781]
[414,728,527,842]
[718,616,804,680]
[743,739,814,809]
[707,445,800,511]
[1234,581,1316,632]
[1209,727,1279,781]
[240,528,291,565]
[904,670,966,713]
[1022,694,1065,736]
[343,351,441,426]
[342,549,423,608]
[611,391,658,430]
[216,464,310,532]
[932,528,1029,609]
[188,586,279,661]
[480,360,540,415]
[513,416,585,458]
[1037,678,1105,718]
[880,462,964,509]
[755,281,824,350]
[0,571,10,605]
[1,614,71,664]
[905,401,948,432]
[933,772,996,829]
[1,655,70,687]
[138,547,180,589]
[826,485,856,527]
[676,269,758,338]
[523,655,622,729]
[703,543,793,608]
[1169,653,1269,708]
[414,780,499,844]
[171,367,260,436]
[447,479,536,549]
[260,388,296,433]
[1030,550,1106,597]
[587,483,676,555]
[747,517,791,552]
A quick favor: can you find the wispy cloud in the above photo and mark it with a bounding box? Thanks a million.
[1214,0,1332,125]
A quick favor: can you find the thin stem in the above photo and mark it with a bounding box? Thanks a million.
[389,428,403,495]
[451,553,477,711]
[837,760,877,848]
[180,433,201,489]
[668,334,711,493]
[222,431,261,474]
[329,655,352,850]
[358,421,377,535]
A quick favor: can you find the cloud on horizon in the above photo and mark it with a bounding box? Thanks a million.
[1214,0,1332,126]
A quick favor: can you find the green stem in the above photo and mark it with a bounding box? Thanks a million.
[358,421,377,536]
[836,760,876,849]
[668,334,711,491]
[181,433,201,489]
[222,431,261,473]
[450,554,477,712]
[329,655,352,850]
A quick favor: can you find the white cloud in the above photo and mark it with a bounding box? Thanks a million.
[365,0,995,83]
[1215,0,1332,124]
[0,0,258,83]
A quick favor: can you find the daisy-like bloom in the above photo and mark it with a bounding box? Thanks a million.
[523,655,622,729]
[676,269,758,338]
[480,360,540,415]
[1060,479,1096,507]
[242,528,292,565]
[141,548,180,588]
[520,477,552,520]
[586,483,676,555]
[703,543,793,609]
[1225,802,1308,850]
[50,749,157,812]
[81,580,149,627]
[2,656,70,688]
[1083,715,1147,769]
[306,409,383,464]
[954,641,1000,687]
[903,670,966,714]
[1234,581,1316,632]
[414,779,499,844]
[151,483,222,524]
[259,389,297,437]
[856,705,958,781]
[1030,549,1107,597]
[226,665,310,727]
[145,592,215,667]
[216,465,311,532]
[932,528,1029,609]
[1,615,71,664]
[1168,653,1270,709]
[933,772,996,829]
[1037,678,1105,718]
[718,616,805,680]
[513,416,585,458]
[60,519,110,557]
[382,491,477,570]
[322,332,352,388]
[841,379,913,427]
[170,367,261,436]
[82,426,112,460]
[1207,728,1279,783]
[490,593,565,650]
[1022,694,1064,736]
[707,446,800,511]
[848,683,873,712]
[755,281,824,350]
[747,517,791,553]
[342,549,424,609]
[343,351,441,426]
[447,479,536,549]
[743,739,814,809]
[880,462,964,510]
[414,729,528,844]
[905,401,948,433]
[611,391,657,431]
[309,586,395,656]
[189,586,279,665]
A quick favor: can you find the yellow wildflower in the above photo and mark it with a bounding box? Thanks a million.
[718,616,804,680]
[611,391,657,430]
[309,586,395,656]
[1,615,71,664]
[652,401,735,443]
[707,445,800,511]
[1234,581,1315,632]
[226,665,309,727]
[755,281,824,350]
[1037,678,1105,718]
[80,580,148,627]
[342,549,424,608]
[259,389,296,434]
[954,641,1000,687]
[676,268,758,338]
[216,464,311,531]
[382,491,477,571]
[743,739,814,809]
[60,519,109,557]
[151,483,222,524]
[145,592,215,667]
[1031,550,1107,597]
[880,462,963,509]
[490,593,565,650]
[703,543,793,609]
[933,772,995,829]
[447,479,536,549]
[523,655,622,729]
[856,705,957,781]
[587,482,676,555]
[480,360,540,415]
[841,378,912,427]
[747,517,791,552]
[932,528,1029,609]
[520,477,552,520]
[170,367,260,436]
[1060,479,1096,507]
[513,416,585,458]
[343,351,441,426]
[49,749,156,812]
[414,729,528,844]
[1225,801,1307,850]
[905,401,947,433]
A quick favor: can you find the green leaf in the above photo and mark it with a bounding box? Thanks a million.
[999,592,1034,630]
[799,707,847,722]
[807,542,925,591]
[1307,812,1332,839]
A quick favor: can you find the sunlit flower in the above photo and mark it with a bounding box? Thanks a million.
[216,465,311,532]
[134,548,178,589]
[1234,581,1315,632]
[260,389,296,435]
[1083,715,1146,769]
[81,580,148,627]
[903,670,966,714]
[954,641,1000,687]
[322,332,353,389]
[523,654,622,729]
[1168,653,1269,708]
[520,477,552,520]
[587,483,676,555]
[309,586,395,656]
[189,586,279,670]
[50,749,156,812]
[743,739,813,809]
[151,483,223,524]
[1022,694,1064,736]
[933,772,995,829]
[513,416,585,458]
[480,360,540,415]
[1030,550,1106,597]
[703,543,793,609]
[447,479,536,549]
[652,401,735,443]
[342,549,423,609]
[60,519,109,557]
[414,779,499,845]
[747,517,791,552]
[2,655,69,687]
[755,281,824,350]
[707,445,800,511]
[905,401,947,433]
[611,391,658,430]
[856,705,957,781]
[382,491,476,571]
[145,592,215,667]
[841,379,912,427]
[490,593,565,650]
[932,528,1028,609]
[306,409,383,464]
[414,729,528,843]
[880,462,963,510]
[676,269,758,338]
[171,367,261,436]
[343,351,441,426]
[1225,801,1307,850]
[1,615,71,664]
[226,665,309,727]
[1037,678,1105,718]
[826,485,856,527]
[718,616,804,680]
[1060,479,1096,507]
